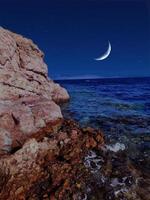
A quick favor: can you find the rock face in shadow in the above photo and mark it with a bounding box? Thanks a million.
[0,27,69,153]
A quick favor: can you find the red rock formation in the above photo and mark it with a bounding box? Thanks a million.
[0,119,104,200]
[0,27,69,153]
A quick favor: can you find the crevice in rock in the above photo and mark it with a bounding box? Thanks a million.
[11,113,20,125]
[0,82,41,96]
[26,68,47,80]
[16,43,26,69]
[9,146,21,154]
[25,74,42,85]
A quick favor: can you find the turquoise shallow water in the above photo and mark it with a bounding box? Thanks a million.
[57,77,150,172]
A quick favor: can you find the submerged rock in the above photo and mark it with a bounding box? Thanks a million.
[0,27,69,153]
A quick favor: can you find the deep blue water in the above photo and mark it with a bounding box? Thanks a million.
[57,77,150,170]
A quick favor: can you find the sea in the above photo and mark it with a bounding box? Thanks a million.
[57,77,150,199]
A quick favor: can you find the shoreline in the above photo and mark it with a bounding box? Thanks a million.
[0,119,105,199]
[0,118,148,200]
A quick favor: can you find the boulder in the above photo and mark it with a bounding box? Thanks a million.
[0,97,62,154]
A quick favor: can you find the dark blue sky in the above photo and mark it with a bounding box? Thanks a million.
[0,0,149,79]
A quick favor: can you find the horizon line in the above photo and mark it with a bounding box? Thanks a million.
[54,76,150,81]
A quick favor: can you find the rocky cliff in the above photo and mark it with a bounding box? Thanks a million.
[0,27,69,153]
[0,28,105,200]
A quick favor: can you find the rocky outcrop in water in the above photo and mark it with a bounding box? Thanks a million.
[0,27,69,153]
[0,119,104,200]
[0,119,146,200]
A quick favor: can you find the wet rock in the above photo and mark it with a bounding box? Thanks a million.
[0,119,104,200]
[86,137,97,149]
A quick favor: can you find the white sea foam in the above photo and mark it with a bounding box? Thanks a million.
[114,188,128,196]
[84,151,104,173]
[110,178,125,187]
[106,142,125,152]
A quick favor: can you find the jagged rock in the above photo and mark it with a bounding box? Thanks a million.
[0,27,69,102]
[0,120,104,200]
[0,27,69,153]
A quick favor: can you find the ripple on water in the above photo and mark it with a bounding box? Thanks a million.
[59,77,150,199]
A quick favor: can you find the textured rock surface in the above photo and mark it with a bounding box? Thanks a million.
[0,120,147,200]
[0,27,69,102]
[0,27,69,153]
[0,96,62,154]
[0,120,104,200]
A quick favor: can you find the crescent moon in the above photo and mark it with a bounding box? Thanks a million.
[95,41,111,61]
